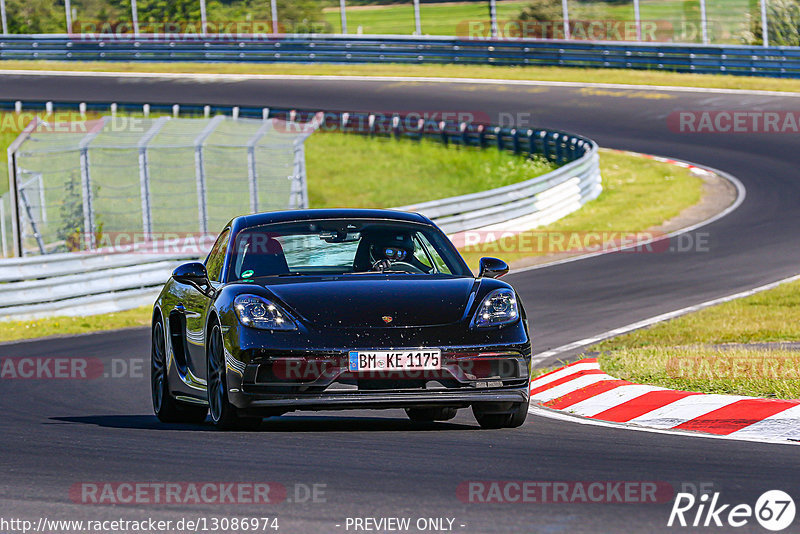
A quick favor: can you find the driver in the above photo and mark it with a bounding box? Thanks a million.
[355,230,416,272]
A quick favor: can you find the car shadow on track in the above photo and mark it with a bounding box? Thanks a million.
[49,415,478,432]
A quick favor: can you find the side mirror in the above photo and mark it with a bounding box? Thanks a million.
[172,262,210,290]
[478,257,509,279]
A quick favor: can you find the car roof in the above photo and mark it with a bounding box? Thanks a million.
[230,209,433,232]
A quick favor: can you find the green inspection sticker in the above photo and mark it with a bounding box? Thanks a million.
[242,270,254,278]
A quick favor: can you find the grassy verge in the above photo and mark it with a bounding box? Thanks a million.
[591,279,800,399]
[2,61,800,94]
[0,306,153,343]
[305,132,555,208]
[459,148,702,269]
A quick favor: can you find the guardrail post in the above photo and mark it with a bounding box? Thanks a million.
[368,113,376,137]
[511,129,520,154]
[460,122,468,146]
[478,124,486,148]
[495,126,503,151]
[392,115,401,140]
[439,121,448,146]
[540,131,550,160]
[527,130,535,156]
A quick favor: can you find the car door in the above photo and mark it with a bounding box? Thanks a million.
[184,228,230,382]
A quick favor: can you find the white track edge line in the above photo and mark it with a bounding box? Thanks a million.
[508,155,747,275]
[527,404,800,447]
[2,70,800,98]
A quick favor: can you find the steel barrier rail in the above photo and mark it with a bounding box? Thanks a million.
[2,34,800,77]
[0,100,600,320]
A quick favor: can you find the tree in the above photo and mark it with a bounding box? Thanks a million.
[741,0,800,45]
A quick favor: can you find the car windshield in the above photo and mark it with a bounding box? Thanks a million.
[228,219,470,281]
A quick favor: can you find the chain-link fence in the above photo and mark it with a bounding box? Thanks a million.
[0,0,775,46]
[7,114,319,256]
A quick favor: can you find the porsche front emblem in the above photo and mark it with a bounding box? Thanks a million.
[382,316,393,324]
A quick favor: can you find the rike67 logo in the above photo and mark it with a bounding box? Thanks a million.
[668,490,795,531]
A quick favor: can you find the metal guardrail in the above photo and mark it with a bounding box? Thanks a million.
[0,100,600,320]
[2,34,800,77]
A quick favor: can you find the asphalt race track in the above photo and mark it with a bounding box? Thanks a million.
[1,72,799,533]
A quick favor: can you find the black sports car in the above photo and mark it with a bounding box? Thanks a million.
[151,209,532,430]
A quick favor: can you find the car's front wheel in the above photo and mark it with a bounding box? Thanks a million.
[151,319,208,424]
[472,400,529,429]
[207,323,261,431]
[405,407,458,422]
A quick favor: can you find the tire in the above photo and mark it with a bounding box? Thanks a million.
[505,399,530,428]
[472,400,529,429]
[405,407,458,422]
[207,323,262,431]
[151,319,208,424]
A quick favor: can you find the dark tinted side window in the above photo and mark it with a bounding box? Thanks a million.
[205,229,230,282]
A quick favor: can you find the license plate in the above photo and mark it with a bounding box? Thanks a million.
[348,350,442,371]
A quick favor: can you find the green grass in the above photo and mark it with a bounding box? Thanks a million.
[324,0,529,36]
[4,60,800,94]
[304,131,555,208]
[592,279,800,399]
[601,346,800,399]
[459,148,702,269]
[321,0,751,43]
[0,306,153,343]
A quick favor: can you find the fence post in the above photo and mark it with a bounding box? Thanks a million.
[200,0,207,36]
[699,0,708,44]
[77,119,108,251]
[413,0,421,35]
[7,118,41,257]
[488,0,498,38]
[633,0,641,41]
[246,119,274,214]
[137,116,169,236]
[0,0,7,35]
[193,115,224,234]
[131,0,140,37]
[561,0,570,40]
[271,0,278,33]
[761,0,769,47]
[340,0,348,34]
[65,0,73,33]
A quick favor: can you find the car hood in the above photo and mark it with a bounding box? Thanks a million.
[260,275,477,328]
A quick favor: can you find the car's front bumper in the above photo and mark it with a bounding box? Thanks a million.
[225,348,531,413]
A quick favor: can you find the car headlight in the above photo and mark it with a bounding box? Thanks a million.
[234,295,297,331]
[472,288,519,328]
